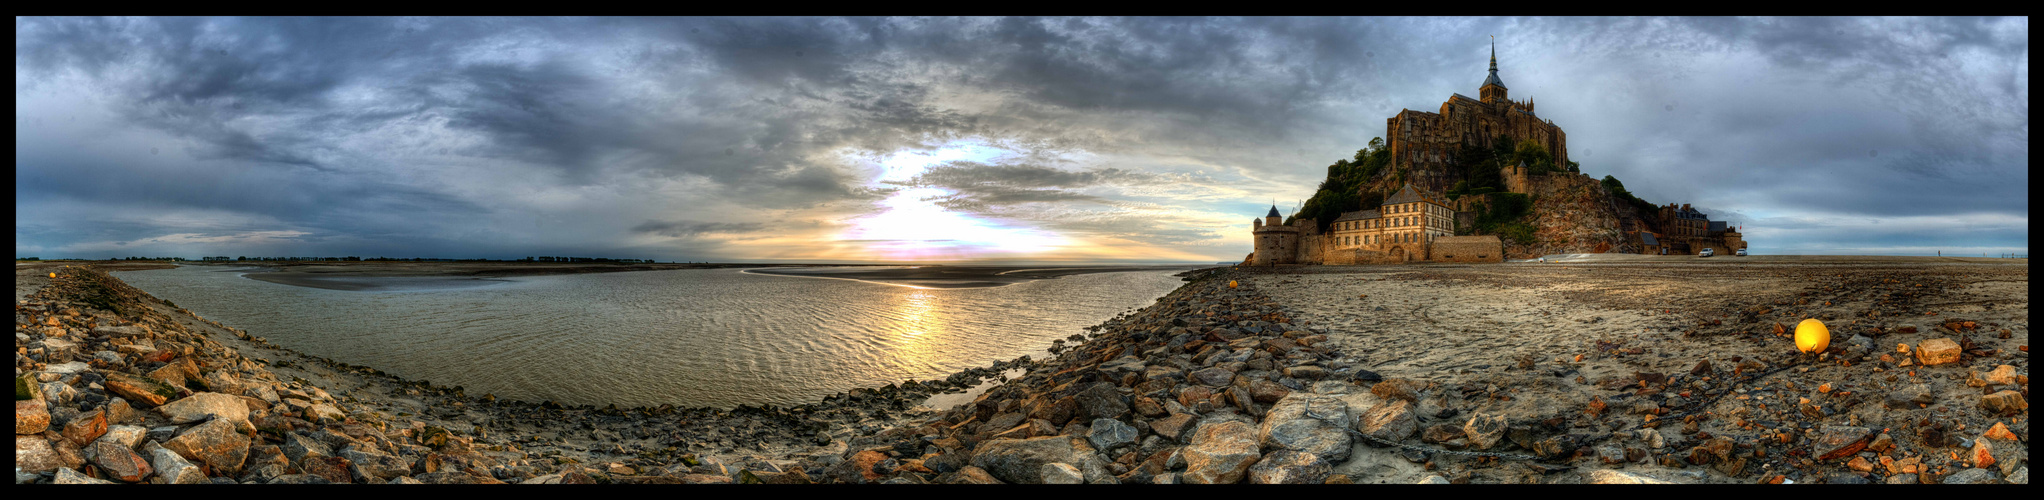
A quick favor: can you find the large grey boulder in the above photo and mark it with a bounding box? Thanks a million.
[1257,393,1352,463]
[969,435,1109,484]
[1247,449,1329,484]
[1180,420,1261,484]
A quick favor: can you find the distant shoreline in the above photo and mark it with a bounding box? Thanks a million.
[742,265,1209,289]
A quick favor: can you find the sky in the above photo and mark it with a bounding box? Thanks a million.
[14,17,2030,263]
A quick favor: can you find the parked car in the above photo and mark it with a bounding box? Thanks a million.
[1699,248,1715,257]
[1735,248,1747,257]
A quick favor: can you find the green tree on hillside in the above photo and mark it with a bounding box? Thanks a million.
[1288,137,1392,231]
[1511,139,1556,173]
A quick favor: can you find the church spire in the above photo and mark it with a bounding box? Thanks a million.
[1489,35,1497,72]
[1481,35,1508,102]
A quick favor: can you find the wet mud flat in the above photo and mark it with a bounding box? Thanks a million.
[744,265,1205,289]
[1237,258,2026,483]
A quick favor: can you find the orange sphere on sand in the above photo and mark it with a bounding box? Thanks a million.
[1228,280,1239,289]
[1794,319,1830,354]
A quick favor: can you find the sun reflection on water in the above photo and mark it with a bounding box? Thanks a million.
[883,288,965,376]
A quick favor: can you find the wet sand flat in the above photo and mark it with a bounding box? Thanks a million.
[1242,256,2026,483]
[744,265,1206,289]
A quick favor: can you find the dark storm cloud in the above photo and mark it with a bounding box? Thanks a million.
[630,220,767,238]
[14,17,2026,259]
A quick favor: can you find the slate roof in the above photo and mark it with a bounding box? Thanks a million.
[1483,70,1506,90]
[1708,221,1728,233]
[1266,205,1282,218]
[1384,183,1426,205]
[1331,209,1381,223]
[1640,232,1659,246]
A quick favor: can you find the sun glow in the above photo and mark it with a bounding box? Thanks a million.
[841,140,1070,261]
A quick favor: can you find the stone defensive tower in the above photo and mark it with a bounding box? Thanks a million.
[1250,205,1301,265]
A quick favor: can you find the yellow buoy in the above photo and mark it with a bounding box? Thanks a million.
[1794,318,1830,354]
[49,272,57,278]
[1228,280,1238,289]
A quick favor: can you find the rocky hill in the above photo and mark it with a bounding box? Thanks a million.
[1342,158,1647,260]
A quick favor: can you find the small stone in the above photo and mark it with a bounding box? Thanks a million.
[1074,382,1129,420]
[163,417,252,477]
[1088,418,1139,452]
[16,397,50,435]
[949,466,1004,484]
[1983,421,2018,441]
[1370,379,1419,402]
[1356,399,1418,444]
[341,449,410,481]
[1915,338,1961,366]
[148,445,209,484]
[103,372,173,407]
[89,439,153,482]
[1257,393,1351,463]
[1981,391,2027,415]
[1867,432,1895,453]
[1132,397,1167,418]
[1416,474,1451,484]
[1813,425,1873,460]
[156,392,252,432]
[1284,365,1328,380]
[301,455,354,484]
[1588,469,1672,484]
[52,467,113,484]
[1040,462,1084,484]
[1422,424,1464,444]
[1190,368,1234,387]
[1151,413,1196,442]
[306,403,347,423]
[1942,468,1998,484]
[1247,449,1330,484]
[969,435,1104,484]
[60,408,107,447]
[16,436,64,475]
[1886,385,1934,409]
[1462,412,1507,450]
[1180,420,1260,484]
[2008,467,2027,485]
[1248,379,1291,404]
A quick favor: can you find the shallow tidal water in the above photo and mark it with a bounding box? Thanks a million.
[115,266,1186,409]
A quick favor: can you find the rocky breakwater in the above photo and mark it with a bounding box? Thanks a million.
[14,265,1037,485]
[17,266,417,484]
[786,268,1417,483]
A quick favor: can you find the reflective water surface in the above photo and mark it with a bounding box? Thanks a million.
[115,266,1185,408]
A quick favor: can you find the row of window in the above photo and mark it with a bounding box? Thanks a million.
[1334,208,1450,232]
[1338,231,1446,247]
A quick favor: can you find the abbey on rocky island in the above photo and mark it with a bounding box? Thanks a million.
[1248,39,1746,266]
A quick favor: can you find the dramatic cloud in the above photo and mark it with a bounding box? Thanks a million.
[15,17,2028,261]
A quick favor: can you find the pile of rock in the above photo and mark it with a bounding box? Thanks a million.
[16,267,523,484]
[751,270,1483,483]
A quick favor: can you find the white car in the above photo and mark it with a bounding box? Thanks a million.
[1698,248,1714,257]
[1735,248,1747,257]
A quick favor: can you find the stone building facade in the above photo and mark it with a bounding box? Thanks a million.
[1641,203,1748,255]
[1386,41,1568,174]
[1247,183,1501,265]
